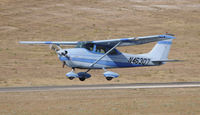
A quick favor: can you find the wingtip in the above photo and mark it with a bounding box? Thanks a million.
[166,35,176,39]
[165,33,176,39]
[19,41,24,44]
[159,35,176,39]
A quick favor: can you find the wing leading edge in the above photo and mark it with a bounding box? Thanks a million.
[19,34,175,47]
[19,41,78,45]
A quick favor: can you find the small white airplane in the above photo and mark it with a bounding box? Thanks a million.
[20,34,178,81]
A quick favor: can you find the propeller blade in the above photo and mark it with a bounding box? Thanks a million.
[49,44,62,52]
[49,44,55,51]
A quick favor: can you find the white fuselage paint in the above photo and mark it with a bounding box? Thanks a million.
[61,48,160,69]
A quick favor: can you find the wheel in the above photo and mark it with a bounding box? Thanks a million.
[106,77,113,81]
[79,77,86,81]
[68,77,74,80]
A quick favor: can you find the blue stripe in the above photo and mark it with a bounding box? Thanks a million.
[71,57,143,67]
[59,56,69,61]
[158,41,172,45]
[45,41,52,44]
[120,38,130,42]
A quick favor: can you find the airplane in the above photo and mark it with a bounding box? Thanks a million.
[19,34,178,81]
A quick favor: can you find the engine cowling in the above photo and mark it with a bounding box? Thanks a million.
[103,71,119,81]
[66,71,78,80]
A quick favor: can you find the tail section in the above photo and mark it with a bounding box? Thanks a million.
[148,39,173,60]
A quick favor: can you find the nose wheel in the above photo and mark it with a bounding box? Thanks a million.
[66,68,78,80]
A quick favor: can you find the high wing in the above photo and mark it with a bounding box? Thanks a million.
[19,34,175,47]
[92,34,175,47]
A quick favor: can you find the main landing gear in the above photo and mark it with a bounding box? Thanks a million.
[66,68,119,81]
[106,77,113,81]
[103,68,119,81]
[79,77,86,81]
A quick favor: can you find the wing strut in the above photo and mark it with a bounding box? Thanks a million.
[86,42,121,72]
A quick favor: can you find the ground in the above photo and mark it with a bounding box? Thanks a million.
[0,0,200,114]
[0,88,200,115]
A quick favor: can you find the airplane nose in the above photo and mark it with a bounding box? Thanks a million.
[58,50,68,56]
[59,50,70,60]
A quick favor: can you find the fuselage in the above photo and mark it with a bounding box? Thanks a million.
[59,48,162,69]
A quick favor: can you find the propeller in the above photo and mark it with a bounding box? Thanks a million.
[49,44,69,68]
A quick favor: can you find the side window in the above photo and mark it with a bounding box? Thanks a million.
[88,45,93,51]
[94,45,119,55]
[96,48,105,53]
[108,49,118,55]
[85,44,94,51]
[90,45,119,55]
[95,46,106,54]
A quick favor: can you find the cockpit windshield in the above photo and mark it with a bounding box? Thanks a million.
[76,42,94,51]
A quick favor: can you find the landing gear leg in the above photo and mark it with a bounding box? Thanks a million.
[103,67,107,72]
[72,67,75,71]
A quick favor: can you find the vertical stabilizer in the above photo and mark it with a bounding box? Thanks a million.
[148,39,173,60]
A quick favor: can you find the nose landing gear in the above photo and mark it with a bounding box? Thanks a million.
[66,69,78,80]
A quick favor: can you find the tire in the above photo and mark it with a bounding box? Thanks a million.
[106,77,113,81]
[79,77,86,81]
[68,77,74,80]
